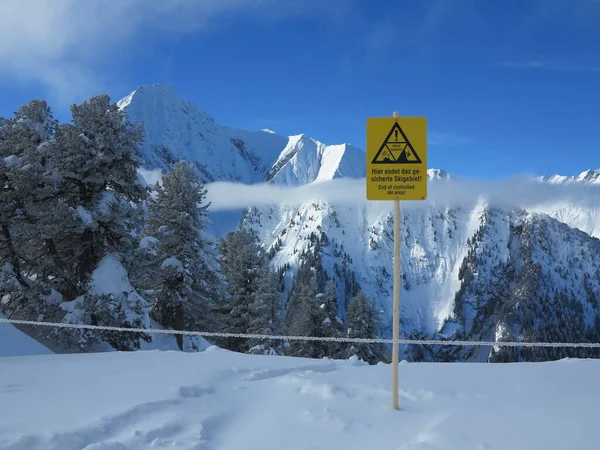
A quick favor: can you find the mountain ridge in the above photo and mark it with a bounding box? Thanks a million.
[121,84,600,188]
[536,169,600,184]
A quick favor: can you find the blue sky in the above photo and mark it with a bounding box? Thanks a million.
[1,0,599,180]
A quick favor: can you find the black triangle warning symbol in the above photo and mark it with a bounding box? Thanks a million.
[371,122,422,164]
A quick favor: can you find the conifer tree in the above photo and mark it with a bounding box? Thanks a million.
[320,278,345,358]
[345,289,389,364]
[216,229,259,352]
[145,160,216,350]
[246,262,283,354]
[51,94,148,286]
[216,228,282,354]
[46,95,153,350]
[285,273,326,358]
[284,256,345,359]
[0,100,58,315]
[0,97,153,352]
[31,94,153,351]
[284,253,323,331]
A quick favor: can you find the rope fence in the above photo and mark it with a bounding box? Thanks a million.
[2,317,600,349]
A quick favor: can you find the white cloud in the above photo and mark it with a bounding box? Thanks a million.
[206,178,367,211]
[0,0,339,103]
[204,176,600,212]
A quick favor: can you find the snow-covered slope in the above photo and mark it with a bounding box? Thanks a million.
[531,169,600,238]
[442,210,600,362]
[0,313,53,357]
[1,349,598,450]
[530,201,600,239]
[245,196,473,333]
[244,193,600,361]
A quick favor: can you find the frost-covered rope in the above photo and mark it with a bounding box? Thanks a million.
[2,317,600,349]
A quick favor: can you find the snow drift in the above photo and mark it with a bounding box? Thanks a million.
[0,349,598,449]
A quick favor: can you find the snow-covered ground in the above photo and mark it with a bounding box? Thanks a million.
[0,348,598,449]
[0,313,53,357]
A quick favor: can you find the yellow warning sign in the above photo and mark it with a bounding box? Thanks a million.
[366,117,427,201]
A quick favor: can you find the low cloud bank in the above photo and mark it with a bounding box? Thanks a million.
[204,176,600,211]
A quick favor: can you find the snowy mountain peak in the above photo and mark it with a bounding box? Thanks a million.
[267,136,365,185]
[117,84,217,136]
[537,169,600,185]
[427,168,452,180]
[576,169,600,183]
[537,174,568,184]
[117,85,291,183]
[117,84,191,111]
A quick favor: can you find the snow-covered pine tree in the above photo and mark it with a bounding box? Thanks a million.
[285,271,325,358]
[38,94,153,351]
[51,94,148,286]
[284,245,325,329]
[216,227,283,354]
[12,102,81,301]
[246,261,283,355]
[320,278,345,358]
[345,289,389,364]
[285,268,346,359]
[284,253,347,359]
[216,229,262,352]
[0,100,59,317]
[145,160,217,350]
